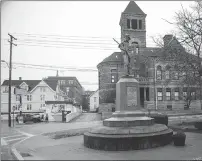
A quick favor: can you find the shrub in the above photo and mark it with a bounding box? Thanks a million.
[149,113,168,126]
[99,89,116,104]
[172,131,186,146]
[194,121,202,130]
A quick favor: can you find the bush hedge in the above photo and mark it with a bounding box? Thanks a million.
[194,121,202,130]
[99,89,116,104]
[172,131,186,146]
[149,113,168,126]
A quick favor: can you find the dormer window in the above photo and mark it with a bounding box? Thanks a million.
[127,19,143,30]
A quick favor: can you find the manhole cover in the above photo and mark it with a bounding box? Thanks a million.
[20,152,32,157]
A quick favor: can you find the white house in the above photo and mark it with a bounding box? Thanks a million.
[89,89,99,112]
[1,78,59,113]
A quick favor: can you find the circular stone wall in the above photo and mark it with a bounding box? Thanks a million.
[84,125,173,151]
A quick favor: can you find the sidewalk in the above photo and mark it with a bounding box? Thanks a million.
[15,132,202,160]
[14,121,103,135]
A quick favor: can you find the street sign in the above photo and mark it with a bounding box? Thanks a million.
[14,87,27,95]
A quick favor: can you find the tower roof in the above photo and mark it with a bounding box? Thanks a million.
[123,1,145,15]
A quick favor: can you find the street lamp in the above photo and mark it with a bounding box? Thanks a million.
[150,55,159,111]
[1,60,9,68]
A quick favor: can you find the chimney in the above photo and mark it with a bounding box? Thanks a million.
[163,35,173,47]
[19,77,22,80]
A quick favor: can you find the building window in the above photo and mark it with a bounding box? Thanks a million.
[111,69,118,83]
[174,88,179,101]
[191,92,196,100]
[183,87,188,100]
[156,66,162,80]
[16,95,19,101]
[173,71,179,80]
[94,97,96,103]
[165,65,171,79]
[40,95,45,101]
[127,19,130,29]
[27,104,32,110]
[43,87,46,92]
[3,86,9,93]
[191,88,196,100]
[127,19,143,30]
[131,19,138,29]
[157,88,163,101]
[139,20,142,29]
[27,95,32,101]
[166,88,171,101]
[69,80,74,84]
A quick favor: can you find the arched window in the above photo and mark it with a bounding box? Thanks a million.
[173,65,179,80]
[165,65,171,79]
[156,65,162,80]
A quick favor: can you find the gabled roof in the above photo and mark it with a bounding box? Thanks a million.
[97,52,124,67]
[43,79,58,91]
[1,80,41,91]
[123,1,145,15]
[89,89,99,98]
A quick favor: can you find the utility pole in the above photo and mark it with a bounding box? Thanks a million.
[8,33,17,127]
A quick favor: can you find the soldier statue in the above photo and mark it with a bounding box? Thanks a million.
[118,34,131,75]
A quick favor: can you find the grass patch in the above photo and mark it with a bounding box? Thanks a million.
[43,128,92,139]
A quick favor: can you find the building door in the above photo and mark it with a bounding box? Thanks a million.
[140,88,144,107]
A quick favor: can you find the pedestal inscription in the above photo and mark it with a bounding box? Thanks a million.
[127,86,137,107]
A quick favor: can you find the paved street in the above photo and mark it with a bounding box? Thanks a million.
[15,132,202,160]
[1,113,202,160]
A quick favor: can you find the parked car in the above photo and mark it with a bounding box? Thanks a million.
[16,113,42,123]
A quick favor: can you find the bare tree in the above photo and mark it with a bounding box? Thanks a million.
[152,1,202,109]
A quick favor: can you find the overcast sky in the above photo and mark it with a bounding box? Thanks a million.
[1,1,193,91]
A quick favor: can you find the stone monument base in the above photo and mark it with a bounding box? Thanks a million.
[84,111,173,151]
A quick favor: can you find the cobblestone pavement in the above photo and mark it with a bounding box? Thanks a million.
[15,132,202,160]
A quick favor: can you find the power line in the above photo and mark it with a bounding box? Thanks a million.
[16,43,118,51]
[13,62,97,69]
[11,32,120,40]
[2,63,98,72]
[16,38,118,46]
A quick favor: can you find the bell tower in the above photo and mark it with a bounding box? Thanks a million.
[119,1,147,49]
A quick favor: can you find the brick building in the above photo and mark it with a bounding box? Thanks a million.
[45,76,84,106]
[97,1,201,112]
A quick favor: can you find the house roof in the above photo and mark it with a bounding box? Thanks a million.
[89,89,99,98]
[97,52,124,67]
[123,1,145,15]
[1,80,41,91]
[43,79,58,91]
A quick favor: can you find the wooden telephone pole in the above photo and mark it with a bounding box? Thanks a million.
[8,33,17,127]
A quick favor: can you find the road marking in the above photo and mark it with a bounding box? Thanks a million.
[7,136,27,142]
[1,138,8,146]
[16,130,35,137]
[2,134,25,139]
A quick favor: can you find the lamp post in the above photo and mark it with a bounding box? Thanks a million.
[150,55,158,111]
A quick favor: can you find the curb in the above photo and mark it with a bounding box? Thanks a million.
[10,131,35,161]
[166,113,202,117]
[11,148,24,161]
